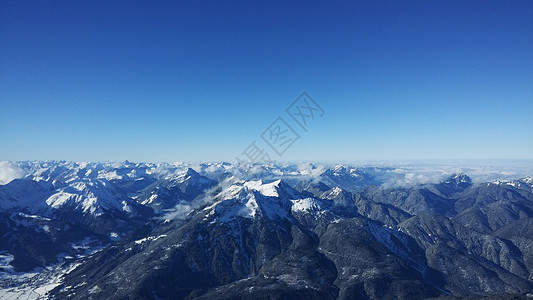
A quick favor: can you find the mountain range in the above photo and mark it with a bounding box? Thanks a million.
[1,161,532,299]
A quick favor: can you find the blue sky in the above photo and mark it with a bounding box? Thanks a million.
[1,0,532,162]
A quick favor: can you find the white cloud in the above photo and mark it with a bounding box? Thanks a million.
[379,160,533,187]
[0,161,25,185]
[163,203,193,220]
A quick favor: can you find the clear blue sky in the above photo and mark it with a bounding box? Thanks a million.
[1,0,532,162]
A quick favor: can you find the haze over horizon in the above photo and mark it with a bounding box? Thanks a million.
[1,1,532,162]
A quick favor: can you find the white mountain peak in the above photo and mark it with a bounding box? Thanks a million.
[244,179,282,197]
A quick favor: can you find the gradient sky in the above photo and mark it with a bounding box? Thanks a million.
[1,0,532,162]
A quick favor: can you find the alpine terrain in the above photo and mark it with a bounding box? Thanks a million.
[1,161,532,299]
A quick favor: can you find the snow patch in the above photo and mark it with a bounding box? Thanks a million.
[141,194,158,205]
[291,198,321,212]
[0,252,15,272]
[121,200,132,213]
[134,235,167,245]
[18,213,51,221]
[46,192,74,208]
[88,285,102,294]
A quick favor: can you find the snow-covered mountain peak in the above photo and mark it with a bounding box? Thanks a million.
[450,173,472,183]
[520,176,533,186]
[489,178,532,189]
[43,178,137,216]
[161,167,203,183]
[439,174,472,192]
[244,179,282,197]
[206,178,298,222]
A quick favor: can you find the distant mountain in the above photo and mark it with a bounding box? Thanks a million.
[433,173,473,197]
[136,168,216,210]
[0,162,532,299]
[320,165,381,192]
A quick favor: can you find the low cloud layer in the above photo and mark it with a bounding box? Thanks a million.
[379,160,533,187]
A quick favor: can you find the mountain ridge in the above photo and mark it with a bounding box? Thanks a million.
[0,161,532,299]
